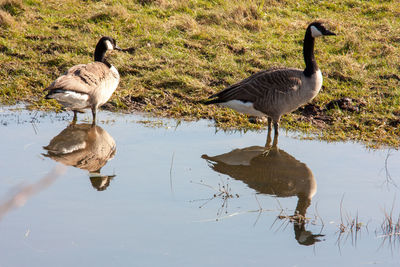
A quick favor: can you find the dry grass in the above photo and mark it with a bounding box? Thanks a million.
[0,0,22,8]
[0,0,21,27]
[377,201,400,249]
[335,196,366,249]
[165,14,198,33]
[0,9,13,27]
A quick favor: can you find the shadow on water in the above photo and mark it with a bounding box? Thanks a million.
[42,124,117,191]
[202,145,324,246]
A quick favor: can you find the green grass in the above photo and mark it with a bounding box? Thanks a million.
[1,0,400,147]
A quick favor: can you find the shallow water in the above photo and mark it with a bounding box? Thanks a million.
[1,106,400,267]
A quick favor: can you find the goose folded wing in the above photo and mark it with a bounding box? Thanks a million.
[210,69,303,103]
[46,62,110,95]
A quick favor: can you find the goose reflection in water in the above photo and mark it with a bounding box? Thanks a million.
[42,124,116,191]
[202,146,324,246]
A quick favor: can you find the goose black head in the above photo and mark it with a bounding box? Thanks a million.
[97,36,122,52]
[94,36,122,62]
[307,21,336,38]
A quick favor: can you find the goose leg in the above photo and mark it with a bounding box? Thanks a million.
[272,121,279,148]
[71,111,78,125]
[265,117,272,148]
[91,107,97,126]
[262,117,274,156]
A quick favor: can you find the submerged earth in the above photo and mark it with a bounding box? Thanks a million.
[1,105,400,266]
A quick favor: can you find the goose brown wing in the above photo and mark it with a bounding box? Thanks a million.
[208,68,303,104]
[45,62,111,95]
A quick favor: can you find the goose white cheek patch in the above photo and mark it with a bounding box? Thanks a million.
[105,40,113,50]
[310,26,323,38]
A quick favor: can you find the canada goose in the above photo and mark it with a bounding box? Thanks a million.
[44,36,122,125]
[202,146,323,245]
[43,124,116,190]
[205,21,336,147]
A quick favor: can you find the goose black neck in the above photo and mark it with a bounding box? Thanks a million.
[303,30,318,77]
[94,47,106,62]
[94,45,111,68]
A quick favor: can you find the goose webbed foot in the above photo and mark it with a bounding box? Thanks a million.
[262,144,279,157]
[262,147,271,157]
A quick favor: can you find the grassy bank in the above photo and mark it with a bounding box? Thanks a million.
[0,0,399,147]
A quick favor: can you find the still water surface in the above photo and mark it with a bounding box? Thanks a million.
[1,106,400,266]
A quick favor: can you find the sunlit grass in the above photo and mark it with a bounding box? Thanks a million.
[0,0,399,147]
